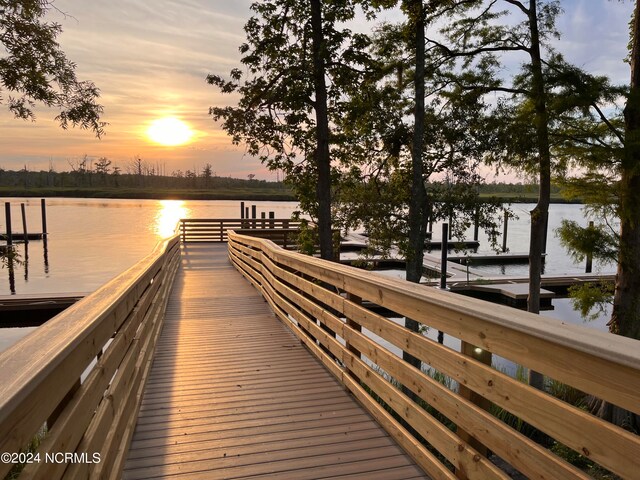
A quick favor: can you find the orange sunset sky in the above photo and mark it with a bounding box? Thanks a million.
[0,0,633,180]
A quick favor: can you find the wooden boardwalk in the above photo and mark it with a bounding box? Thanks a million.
[123,244,428,479]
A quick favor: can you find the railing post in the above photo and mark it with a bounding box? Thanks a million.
[457,341,492,462]
[220,220,224,242]
[181,220,186,243]
[269,211,275,228]
[240,201,245,219]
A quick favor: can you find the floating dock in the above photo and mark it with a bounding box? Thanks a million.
[0,233,45,241]
[425,240,480,250]
[448,252,546,265]
[450,283,556,310]
[0,292,86,327]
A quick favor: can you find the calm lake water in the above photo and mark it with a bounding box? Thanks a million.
[0,198,614,352]
[0,198,298,296]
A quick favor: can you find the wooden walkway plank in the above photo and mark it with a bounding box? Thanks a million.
[123,243,428,479]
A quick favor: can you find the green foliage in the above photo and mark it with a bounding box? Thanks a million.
[556,217,617,321]
[0,0,105,136]
[3,425,46,480]
[209,0,370,229]
[567,281,615,322]
[545,380,587,409]
[0,246,21,269]
[550,442,592,470]
[294,218,317,256]
[556,220,618,265]
[490,364,540,438]
[332,3,506,259]
[550,442,621,479]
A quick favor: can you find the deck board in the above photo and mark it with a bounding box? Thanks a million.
[123,243,428,479]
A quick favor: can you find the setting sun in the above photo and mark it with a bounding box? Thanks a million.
[146,117,194,146]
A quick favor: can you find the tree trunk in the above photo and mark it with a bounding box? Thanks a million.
[404,0,427,374]
[611,0,640,340]
[527,0,551,390]
[310,0,334,262]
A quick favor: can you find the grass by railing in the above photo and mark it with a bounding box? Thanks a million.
[0,233,180,480]
[228,231,639,480]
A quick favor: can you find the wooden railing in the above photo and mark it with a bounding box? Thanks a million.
[0,233,181,480]
[228,231,640,480]
[180,218,301,243]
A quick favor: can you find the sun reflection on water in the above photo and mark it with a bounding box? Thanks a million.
[154,200,189,238]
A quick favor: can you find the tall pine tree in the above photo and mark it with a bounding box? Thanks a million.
[209,0,369,260]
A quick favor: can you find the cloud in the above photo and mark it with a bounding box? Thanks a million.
[0,0,635,180]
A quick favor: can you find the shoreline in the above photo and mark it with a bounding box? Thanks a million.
[0,188,296,201]
[0,188,580,204]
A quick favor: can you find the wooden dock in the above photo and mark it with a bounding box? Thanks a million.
[1,222,638,480]
[123,244,428,479]
[0,293,87,327]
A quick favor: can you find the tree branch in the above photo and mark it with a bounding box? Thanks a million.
[427,37,529,58]
[503,0,529,16]
[591,102,625,145]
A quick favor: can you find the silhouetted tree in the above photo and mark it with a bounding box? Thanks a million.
[0,0,105,135]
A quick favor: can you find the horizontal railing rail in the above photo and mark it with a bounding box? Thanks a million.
[179,218,301,243]
[0,233,181,480]
[228,231,640,480]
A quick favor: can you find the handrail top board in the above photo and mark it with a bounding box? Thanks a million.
[228,231,640,373]
[0,233,180,424]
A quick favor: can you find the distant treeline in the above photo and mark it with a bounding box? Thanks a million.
[476,182,574,202]
[0,166,572,202]
[0,166,294,200]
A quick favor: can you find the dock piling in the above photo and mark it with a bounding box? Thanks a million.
[439,223,449,345]
[473,206,480,241]
[586,221,594,273]
[5,202,12,246]
[440,223,448,290]
[20,203,28,245]
[41,199,47,237]
[502,210,509,253]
